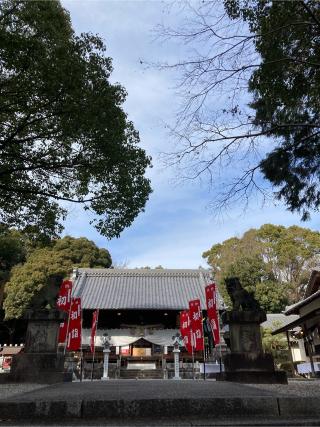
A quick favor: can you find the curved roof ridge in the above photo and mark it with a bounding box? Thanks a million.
[77,268,211,276]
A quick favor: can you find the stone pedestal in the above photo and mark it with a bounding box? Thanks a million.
[216,311,287,384]
[10,309,70,384]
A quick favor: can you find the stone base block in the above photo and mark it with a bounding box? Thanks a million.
[216,370,287,384]
[223,352,275,372]
[10,352,69,384]
[222,310,267,324]
[24,309,66,353]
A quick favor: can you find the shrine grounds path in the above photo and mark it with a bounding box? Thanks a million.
[0,379,319,426]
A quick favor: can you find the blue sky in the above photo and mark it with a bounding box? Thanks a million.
[61,0,320,268]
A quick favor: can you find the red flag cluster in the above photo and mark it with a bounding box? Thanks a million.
[56,280,99,353]
[66,297,82,351]
[58,319,68,344]
[189,299,204,351]
[180,310,192,353]
[56,280,72,312]
[180,282,220,354]
[56,280,82,351]
[205,283,220,345]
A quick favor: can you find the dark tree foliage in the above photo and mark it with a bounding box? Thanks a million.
[0,226,27,306]
[0,1,151,239]
[225,0,320,220]
[158,0,320,219]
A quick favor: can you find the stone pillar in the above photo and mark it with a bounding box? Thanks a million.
[216,310,287,384]
[101,348,110,380]
[173,347,181,380]
[10,309,70,383]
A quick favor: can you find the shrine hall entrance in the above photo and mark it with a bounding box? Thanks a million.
[131,338,152,357]
[124,338,159,370]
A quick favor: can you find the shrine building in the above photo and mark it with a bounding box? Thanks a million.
[71,268,225,378]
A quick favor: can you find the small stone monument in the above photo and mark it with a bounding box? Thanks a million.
[216,277,287,384]
[10,278,70,383]
[172,333,182,380]
[101,333,111,380]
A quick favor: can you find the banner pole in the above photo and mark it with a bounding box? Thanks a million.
[202,317,206,381]
[79,304,83,382]
[90,343,95,381]
[216,299,222,374]
[191,333,195,380]
[91,310,99,381]
[64,282,74,356]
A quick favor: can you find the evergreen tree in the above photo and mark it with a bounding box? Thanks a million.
[203,224,320,312]
[0,0,151,239]
[3,236,112,319]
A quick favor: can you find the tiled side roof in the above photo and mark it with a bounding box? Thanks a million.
[261,313,299,331]
[73,268,224,310]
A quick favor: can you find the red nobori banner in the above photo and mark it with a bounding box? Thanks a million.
[56,280,72,312]
[180,310,192,353]
[58,320,68,344]
[66,297,82,351]
[90,309,99,353]
[205,283,220,345]
[189,299,204,351]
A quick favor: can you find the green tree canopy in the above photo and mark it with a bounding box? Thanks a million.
[3,235,112,319]
[0,0,151,239]
[157,1,320,220]
[203,224,320,312]
[0,227,28,306]
[261,323,290,370]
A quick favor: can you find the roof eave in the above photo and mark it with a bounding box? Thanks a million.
[285,290,320,315]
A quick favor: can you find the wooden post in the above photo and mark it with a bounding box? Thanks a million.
[285,331,296,376]
[303,324,316,378]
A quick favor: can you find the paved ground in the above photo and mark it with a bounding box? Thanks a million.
[0,384,45,400]
[0,379,319,425]
[1,379,319,401]
[1,420,320,427]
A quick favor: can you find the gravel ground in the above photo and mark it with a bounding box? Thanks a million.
[0,384,48,400]
[247,378,320,397]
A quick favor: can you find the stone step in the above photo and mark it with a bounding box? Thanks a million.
[120,369,163,379]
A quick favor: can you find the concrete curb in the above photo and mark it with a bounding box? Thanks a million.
[0,397,319,421]
[278,397,320,417]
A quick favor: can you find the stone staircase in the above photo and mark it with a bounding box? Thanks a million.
[119,368,164,379]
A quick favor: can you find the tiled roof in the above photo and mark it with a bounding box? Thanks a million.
[261,313,299,331]
[73,268,224,310]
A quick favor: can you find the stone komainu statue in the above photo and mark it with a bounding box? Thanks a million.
[225,277,261,311]
[29,275,63,310]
